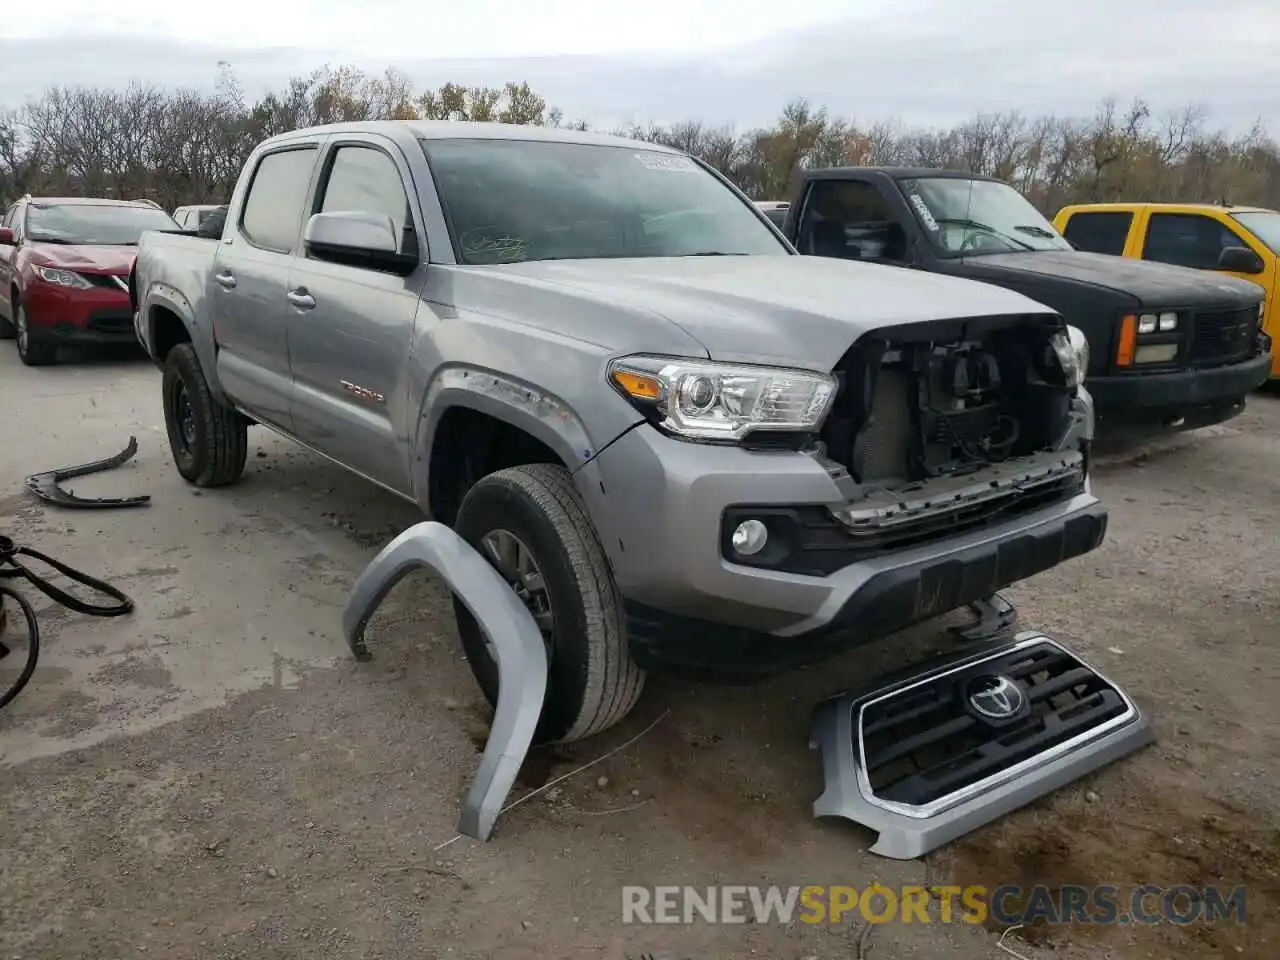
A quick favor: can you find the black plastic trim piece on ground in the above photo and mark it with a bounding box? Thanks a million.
[24,436,151,509]
[0,534,135,711]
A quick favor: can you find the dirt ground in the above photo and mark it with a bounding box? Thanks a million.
[1,345,1276,960]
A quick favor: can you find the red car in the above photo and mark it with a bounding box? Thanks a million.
[0,196,182,366]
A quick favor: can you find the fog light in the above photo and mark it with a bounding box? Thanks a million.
[1135,344,1178,364]
[731,519,769,556]
[1138,313,1158,334]
[1158,311,1178,331]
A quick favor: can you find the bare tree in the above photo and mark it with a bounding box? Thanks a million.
[2,66,1277,215]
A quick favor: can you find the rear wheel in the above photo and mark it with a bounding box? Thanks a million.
[15,303,56,366]
[452,463,645,744]
[162,343,248,486]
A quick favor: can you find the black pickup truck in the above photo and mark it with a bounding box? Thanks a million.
[774,168,1272,433]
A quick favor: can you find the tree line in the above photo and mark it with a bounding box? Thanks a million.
[1,63,1277,215]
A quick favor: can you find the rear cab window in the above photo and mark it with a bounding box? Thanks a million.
[238,145,320,253]
[1062,211,1133,255]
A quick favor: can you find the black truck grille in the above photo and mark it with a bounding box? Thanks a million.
[1188,307,1257,364]
[859,640,1132,809]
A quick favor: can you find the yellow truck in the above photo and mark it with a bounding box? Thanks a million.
[1052,202,1279,379]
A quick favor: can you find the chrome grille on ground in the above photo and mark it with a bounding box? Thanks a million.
[1189,306,1257,364]
[858,638,1133,811]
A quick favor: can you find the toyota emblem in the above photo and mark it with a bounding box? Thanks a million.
[966,675,1026,720]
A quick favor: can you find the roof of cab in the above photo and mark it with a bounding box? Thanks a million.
[1058,201,1276,215]
[262,119,685,154]
[804,167,1003,183]
[25,196,163,207]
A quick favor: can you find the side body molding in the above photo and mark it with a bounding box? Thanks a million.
[341,522,548,842]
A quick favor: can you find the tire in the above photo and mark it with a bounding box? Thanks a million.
[14,303,56,366]
[0,314,13,340]
[162,343,248,486]
[452,463,645,744]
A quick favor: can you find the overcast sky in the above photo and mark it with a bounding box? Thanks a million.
[2,0,1276,133]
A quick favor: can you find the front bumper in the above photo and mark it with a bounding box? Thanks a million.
[579,393,1104,679]
[1088,347,1271,424]
[22,281,137,345]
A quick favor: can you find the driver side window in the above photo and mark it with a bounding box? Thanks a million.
[797,181,907,264]
[315,144,418,264]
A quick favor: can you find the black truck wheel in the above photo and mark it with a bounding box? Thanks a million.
[452,463,645,744]
[162,343,248,487]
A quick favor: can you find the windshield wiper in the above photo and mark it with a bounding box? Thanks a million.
[934,218,1035,251]
[1013,225,1058,239]
[29,237,73,244]
[686,251,750,257]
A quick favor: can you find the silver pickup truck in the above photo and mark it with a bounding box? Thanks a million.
[130,121,1103,743]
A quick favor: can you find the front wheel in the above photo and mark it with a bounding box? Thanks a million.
[452,463,645,744]
[162,343,248,486]
[15,303,56,366]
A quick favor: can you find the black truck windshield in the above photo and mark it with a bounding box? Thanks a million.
[27,203,181,245]
[898,177,1072,256]
[420,138,789,264]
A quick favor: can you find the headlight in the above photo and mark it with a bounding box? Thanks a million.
[1138,311,1178,334]
[1049,326,1089,388]
[608,355,837,441]
[35,265,92,289]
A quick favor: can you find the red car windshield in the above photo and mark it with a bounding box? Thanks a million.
[26,203,181,245]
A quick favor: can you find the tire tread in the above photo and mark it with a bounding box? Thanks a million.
[166,344,248,487]
[467,463,644,742]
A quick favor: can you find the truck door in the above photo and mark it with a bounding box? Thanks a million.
[284,134,426,495]
[792,177,913,268]
[212,142,323,433]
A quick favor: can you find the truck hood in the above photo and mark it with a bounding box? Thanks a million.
[963,250,1264,308]
[477,255,1057,368]
[28,242,137,274]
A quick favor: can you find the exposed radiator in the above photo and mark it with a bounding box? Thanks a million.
[859,367,912,482]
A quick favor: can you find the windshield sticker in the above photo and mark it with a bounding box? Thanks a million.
[908,194,939,232]
[635,153,699,172]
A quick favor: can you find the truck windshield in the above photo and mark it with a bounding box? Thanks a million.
[1231,211,1280,254]
[27,203,181,245]
[897,177,1072,256]
[420,138,789,264]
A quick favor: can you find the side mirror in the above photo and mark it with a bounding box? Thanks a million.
[1218,245,1264,274]
[0,227,14,246]
[304,211,418,276]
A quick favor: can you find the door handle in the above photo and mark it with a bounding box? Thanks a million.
[287,288,316,310]
[214,271,236,289]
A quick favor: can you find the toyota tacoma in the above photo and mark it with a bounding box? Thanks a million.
[130,121,1102,742]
